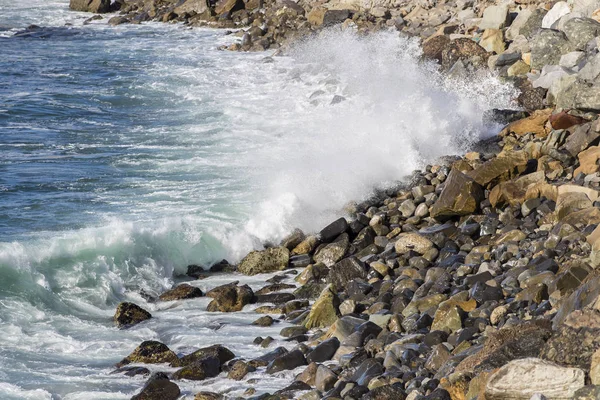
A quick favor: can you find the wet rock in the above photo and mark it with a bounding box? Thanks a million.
[255,292,295,304]
[228,360,255,380]
[112,366,150,377]
[328,256,366,288]
[131,372,180,400]
[266,349,307,374]
[69,0,110,13]
[194,392,223,400]
[422,35,451,64]
[314,233,349,267]
[319,217,349,243]
[441,38,489,71]
[394,232,434,255]
[252,315,274,326]
[484,358,585,400]
[280,229,306,251]
[315,365,337,392]
[351,358,384,386]
[304,284,340,329]
[307,337,340,363]
[159,284,203,301]
[179,344,235,367]
[238,247,289,275]
[172,356,221,380]
[117,341,179,368]
[206,284,253,312]
[430,169,484,219]
[114,302,151,328]
[174,0,209,16]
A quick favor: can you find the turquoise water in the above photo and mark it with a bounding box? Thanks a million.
[0,2,517,397]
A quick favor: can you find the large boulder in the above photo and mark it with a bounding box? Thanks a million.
[114,302,152,328]
[441,38,489,70]
[530,29,572,70]
[131,372,180,400]
[206,284,253,312]
[328,257,367,288]
[172,356,221,380]
[178,345,235,367]
[466,151,529,188]
[238,247,289,275]
[430,169,484,220]
[484,358,585,400]
[304,284,340,329]
[266,349,307,374]
[116,341,179,368]
[314,233,349,267]
[69,0,111,13]
[562,17,600,50]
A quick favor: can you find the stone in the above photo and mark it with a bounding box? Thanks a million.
[542,2,571,28]
[159,284,203,301]
[194,392,223,400]
[506,9,533,40]
[555,80,600,112]
[172,356,221,381]
[252,315,274,326]
[319,217,349,242]
[238,247,289,275]
[314,233,349,267]
[114,302,151,328]
[214,0,244,15]
[292,235,319,255]
[304,284,340,329]
[179,345,235,367]
[564,123,600,157]
[508,60,530,76]
[575,146,600,175]
[351,358,384,386]
[307,8,351,27]
[484,358,585,400]
[530,29,572,70]
[467,152,529,187]
[315,365,337,392]
[441,39,489,70]
[549,110,587,130]
[227,360,255,380]
[307,337,340,363]
[296,362,318,386]
[590,349,600,385]
[394,232,435,254]
[266,349,307,374]
[431,304,463,333]
[562,17,600,50]
[131,373,180,400]
[431,169,483,219]
[501,109,552,138]
[206,284,253,312]
[116,341,179,368]
[425,344,451,372]
[541,309,600,369]
[174,0,209,16]
[328,256,366,289]
[520,9,548,39]
[69,0,110,13]
[422,35,451,64]
[479,5,509,30]
[480,29,505,54]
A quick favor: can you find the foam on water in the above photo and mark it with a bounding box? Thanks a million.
[0,1,518,396]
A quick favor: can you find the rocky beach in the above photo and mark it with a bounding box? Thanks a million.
[3,0,600,398]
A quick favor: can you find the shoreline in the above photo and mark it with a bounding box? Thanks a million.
[22,0,600,398]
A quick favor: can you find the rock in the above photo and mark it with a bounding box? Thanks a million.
[466,152,529,188]
[328,257,367,289]
[114,302,151,328]
[280,229,306,251]
[554,79,600,112]
[174,0,209,16]
[69,0,110,13]
[172,356,221,380]
[194,392,223,400]
[228,360,255,380]
[422,35,451,64]
[520,9,548,39]
[214,0,244,16]
[441,39,489,70]
[292,235,319,255]
[425,344,451,372]
[530,29,572,70]
[304,284,340,329]
[307,337,340,363]
[506,9,533,40]
[131,372,180,400]
[508,60,530,76]
[238,247,289,275]
[314,233,349,267]
[430,169,484,219]
[501,109,552,138]
[116,341,179,368]
[542,2,571,29]
[207,284,253,312]
[108,16,129,26]
[541,309,600,369]
[479,5,509,30]
[307,8,351,27]
[252,315,274,326]
[179,345,235,367]
[394,232,434,254]
[549,110,587,130]
[267,349,307,374]
[351,358,384,386]
[315,365,337,392]
[319,217,349,243]
[431,304,463,333]
[564,123,600,157]
[159,284,203,301]
[562,17,600,50]
[484,358,585,400]
[480,29,505,54]
[575,146,600,175]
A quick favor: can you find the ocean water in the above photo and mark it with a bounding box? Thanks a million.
[0,1,517,398]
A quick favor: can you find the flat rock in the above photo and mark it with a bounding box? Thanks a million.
[238,247,289,275]
[159,284,203,301]
[116,341,179,368]
[430,169,484,219]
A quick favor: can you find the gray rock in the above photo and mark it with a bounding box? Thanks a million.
[578,52,600,81]
[530,29,572,70]
[542,1,571,29]
[520,9,548,39]
[131,373,180,400]
[479,5,509,30]
[266,349,307,374]
[562,17,600,50]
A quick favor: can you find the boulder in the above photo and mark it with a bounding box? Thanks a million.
[480,29,505,54]
[206,284,253,312]
[479,5,509,29]
[441,38,489,70]
[542,1,571,28]
[238,247,289,275]
[484,358,585,399]
[228,360,255,380]
[69,0,111,13]
[304,284,340,329]
[172,356,221,380]
[315,365,337,392]
[307,8,351,26]
[314,233,349,267]
[394,232,435,254]
[116,341,179,368]
[575,146,600,175]
[319,217,349,243]
[466,151,529,188]
[430,169,484,219]
[174,0,209,16]
[328,256,367,288]
[114,302,151,328]
[501,109,552,138]
[159,284,203,301]
[266,349,307,373]
[178,345,235,367]
[562,17,600,50]
[307,337,340,363]
[131,372,180,400]
[564,122,600,157]
[530,29,572,70]
[422,35,451,64]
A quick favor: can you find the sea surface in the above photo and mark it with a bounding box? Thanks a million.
[0,1,517,398]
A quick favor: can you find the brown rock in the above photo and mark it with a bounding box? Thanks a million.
[227,360,255,380]
[159,284,203,301]
[441,38,489,70]
[430,169,484,219]
[238,247,289,275]
[500,109,552,138]
[489,171,546,207]
[466,151,530,188]
[574,146,600,175]
[116,341,179,368]
[178,345,235,367]
[549,110,587,130]
[114,302,151,328]
[422,35,451,64]
[131,373,180,400]
[69,0,111,13]
[206,284,253,312]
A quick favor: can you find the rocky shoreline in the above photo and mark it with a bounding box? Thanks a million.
[67,0,600,398]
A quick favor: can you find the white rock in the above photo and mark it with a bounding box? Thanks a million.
[572,0,600,17]
[578,52,600,81]
[560,51,586,69]
[542,1,571,28]
[485,358,585,400]
[479,5,509,29]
